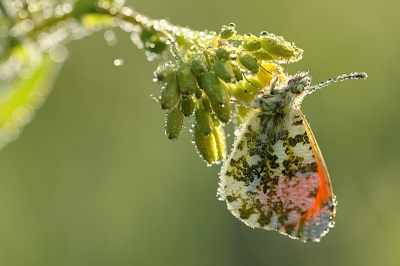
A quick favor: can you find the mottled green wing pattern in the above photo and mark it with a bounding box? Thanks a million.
[218,109,336,242]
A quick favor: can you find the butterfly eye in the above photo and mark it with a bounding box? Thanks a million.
[291,83,304,94]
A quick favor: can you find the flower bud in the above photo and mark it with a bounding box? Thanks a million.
[215,48,230,61]
[242,40,261,52]
[155,64,177,84]
[178,62,198,96]
[199,72,230,105]
[239,54,260,74]
[180,96,196,117]
[193,125,218,164]
[259,35,294,59]
[165,107,184,140]
[191,56,207,76]
[195,104,213,136]
[160,78,180,110]
[213,60,235,83]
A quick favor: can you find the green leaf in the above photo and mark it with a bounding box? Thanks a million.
[0,48,61,149]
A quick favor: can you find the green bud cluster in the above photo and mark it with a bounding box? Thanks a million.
[155,55,232,164]
[153,23,303,164]
[219,28,303,64]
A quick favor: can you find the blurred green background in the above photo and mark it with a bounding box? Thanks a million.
[1,0,399,265]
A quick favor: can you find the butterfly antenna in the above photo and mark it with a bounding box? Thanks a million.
[308,72,368,94]
[242,73,263,89]
[259,64,279,93]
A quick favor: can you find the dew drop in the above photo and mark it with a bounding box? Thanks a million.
[11,0,23,11]
[329,221,335,228]
[114,58,124,66]
[260,31,269,37]
[12,106,32,126]
[145,51,159,61]
[19,10,28,19]
[109,7,117,15]
[28,3,37,12]
[122,7,133,16]
[0,123,20,143]
[104,30,117,46]
[9,26,20,37]
[100,1,110,8]
[55,5,65,17]
[149,94,159,102]
[17,63,34,79]
[63,4,73,13]
[49,44,68,63]
[130,32,143,49]
[21,19,34,32]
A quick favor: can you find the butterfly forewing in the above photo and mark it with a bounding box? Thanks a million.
[218,108,336,242]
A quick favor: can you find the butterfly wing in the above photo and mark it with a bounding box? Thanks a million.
[218,108,336,242]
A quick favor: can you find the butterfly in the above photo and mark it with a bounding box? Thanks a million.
[218,71,367,242]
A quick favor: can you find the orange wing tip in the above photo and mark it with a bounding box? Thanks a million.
[278,196,337,242]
